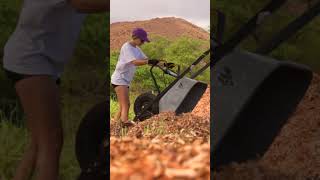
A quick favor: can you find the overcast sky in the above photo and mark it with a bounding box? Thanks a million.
[110,0,210,29]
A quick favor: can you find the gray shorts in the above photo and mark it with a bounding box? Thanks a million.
[3,55,64,79]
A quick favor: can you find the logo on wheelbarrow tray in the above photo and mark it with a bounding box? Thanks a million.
[178,82,183,88]
[217,66,234,87]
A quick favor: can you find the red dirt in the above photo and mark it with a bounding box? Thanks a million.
[215,74,320,179]
[110,17,210,50]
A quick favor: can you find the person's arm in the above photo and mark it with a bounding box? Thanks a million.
[68,0,109,13]
[131,59,161,66]
[131,59,148,66]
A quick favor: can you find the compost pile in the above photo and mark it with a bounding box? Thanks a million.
[214,74,320,179]
[110,88,210,179]
[110,17,209,50]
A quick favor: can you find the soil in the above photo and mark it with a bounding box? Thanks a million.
[110,17,210,51]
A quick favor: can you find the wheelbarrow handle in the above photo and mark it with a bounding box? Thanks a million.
[155,64,179,78]
[256,1,320,54]
[150,65,161,94]
[212,0,287,67]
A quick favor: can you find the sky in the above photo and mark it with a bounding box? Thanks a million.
[110,0,210,29]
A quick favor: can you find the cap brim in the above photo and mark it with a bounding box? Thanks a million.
[144,37,150,42]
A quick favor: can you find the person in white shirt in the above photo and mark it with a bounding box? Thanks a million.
[111,28,161,126]
[2,1,108,179]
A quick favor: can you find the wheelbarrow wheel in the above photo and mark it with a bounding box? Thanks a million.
[134,92,159,121]
[77,171,107,180]
[75,101,108,173]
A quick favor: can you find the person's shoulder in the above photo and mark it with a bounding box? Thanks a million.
[121,42,131,48]
[121,42,136,52]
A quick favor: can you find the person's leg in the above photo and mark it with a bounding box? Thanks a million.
[14,75,62,180]
[112,84,121,122]
[12,139,37,180]
[114,85,130,122]
[114,103,122,122]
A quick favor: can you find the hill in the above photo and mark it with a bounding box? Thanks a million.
[110,17,210,50]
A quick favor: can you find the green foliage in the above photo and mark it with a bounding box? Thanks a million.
[0,0,20,52]
[0,120,27,179]
[74,14,109,67]
[163,37,206,66]
[140,36,171,59]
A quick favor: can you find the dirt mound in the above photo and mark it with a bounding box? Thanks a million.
[215,74,320,179]
[110,136,210,180]
[110,17,210,50]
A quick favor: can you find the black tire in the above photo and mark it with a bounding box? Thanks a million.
[77,171,107,180]
[134,92,159,121]
[75,101,109,172]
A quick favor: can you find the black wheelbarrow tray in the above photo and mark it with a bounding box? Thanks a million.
[212,0,320,168]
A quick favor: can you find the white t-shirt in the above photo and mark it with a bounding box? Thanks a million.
[3,0,86,78]
[111,42,147,86]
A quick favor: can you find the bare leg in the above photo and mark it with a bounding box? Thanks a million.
[14,76,62,180]
[114,103,122,122]
[114,86,130,122]
[12,140,37,180]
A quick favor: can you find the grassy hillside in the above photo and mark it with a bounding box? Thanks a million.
[212,0,320,72]
[0,1,108,179]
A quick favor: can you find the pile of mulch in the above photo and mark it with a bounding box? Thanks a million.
[110,136,210,180]
[110,87,210,179]
[110,87,210,138]
[214,74,320,179]
[111,112,210,141]
[192,87,210,119]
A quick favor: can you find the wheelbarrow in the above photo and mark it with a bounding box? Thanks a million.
[212,0,320,169]
[133,52,210,121]
[75,101,108,179]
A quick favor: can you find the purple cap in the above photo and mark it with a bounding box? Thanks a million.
[132,28,150,42]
